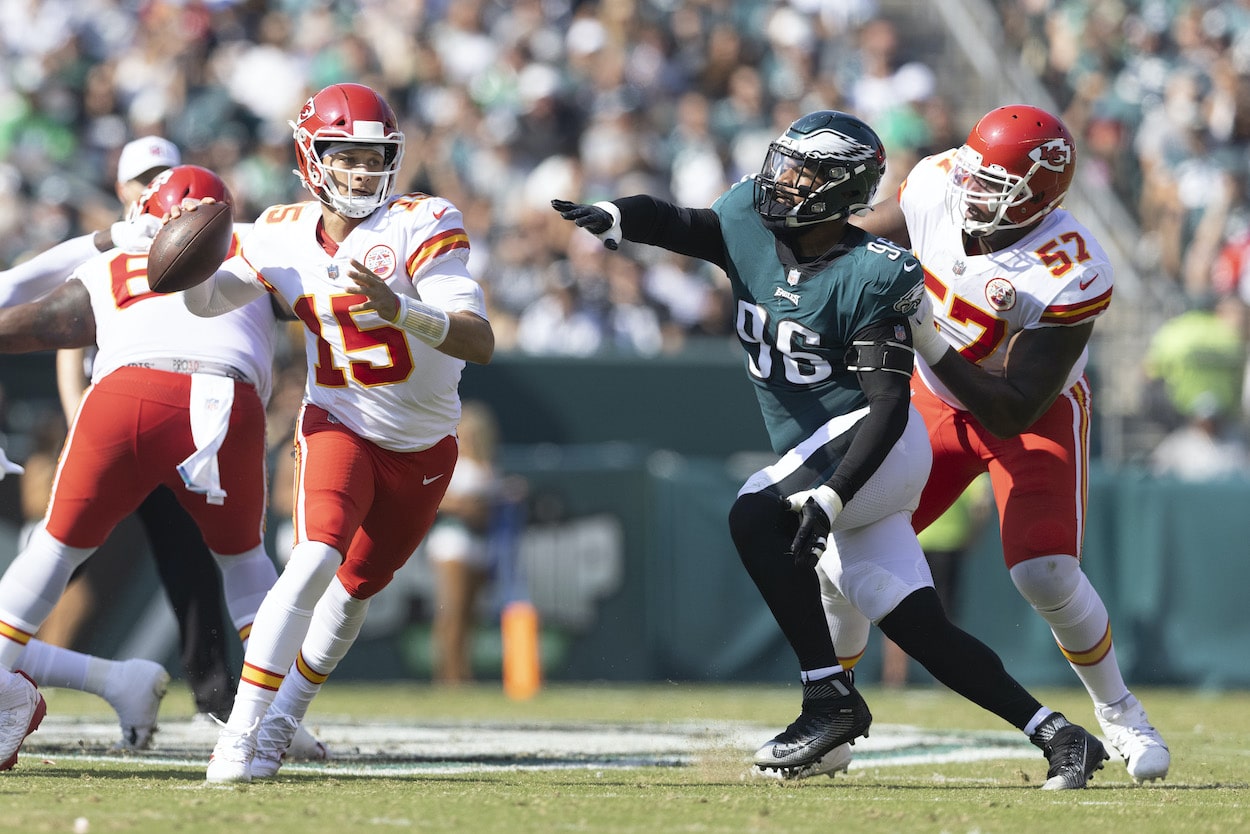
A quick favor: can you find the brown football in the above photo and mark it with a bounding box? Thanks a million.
[146,202,234,293]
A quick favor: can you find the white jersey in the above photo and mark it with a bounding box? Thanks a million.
[899,150,1114,411]
[71,222,277,403]
[230,194,486,452]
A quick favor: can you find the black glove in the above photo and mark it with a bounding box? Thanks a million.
[789,499,831,569]
[783,485,842,569]
[551,199,619,249]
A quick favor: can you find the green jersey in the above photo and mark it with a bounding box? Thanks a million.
[711,180,925,452]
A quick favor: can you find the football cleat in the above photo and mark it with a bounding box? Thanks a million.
[1096,693,1170,783]
[754,673,871,771]
[0,670,46,771]
[753,742,852,781]
[206,721,258,785]
[286,720,328,762]
[1030,712,1108,790]
[103,658,169,751]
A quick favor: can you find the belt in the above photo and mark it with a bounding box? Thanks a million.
[126,358,252,385]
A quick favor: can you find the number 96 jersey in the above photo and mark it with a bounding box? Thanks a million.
[237,194,487,452]
[712,180,925,454]
[898,150,1114,411]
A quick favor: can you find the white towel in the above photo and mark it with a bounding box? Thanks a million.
[177,373,235,505]
[0,448,23,481]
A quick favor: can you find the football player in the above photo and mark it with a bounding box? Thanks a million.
[0,166,296,770]
[852,104,1169,784]
[181,83,494,783]
[553,110,1108,788]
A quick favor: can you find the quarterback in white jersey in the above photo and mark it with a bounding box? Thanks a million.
[189,83,494,784]
[849,105,1169,785]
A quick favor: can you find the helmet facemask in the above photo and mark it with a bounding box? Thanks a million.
[752,111,884,229]
[294,133,404,219]
[946,144,1048,237]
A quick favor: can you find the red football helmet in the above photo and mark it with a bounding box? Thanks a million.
[945,105,1076,237]
[290,82,405,218]
[129,165,232,221]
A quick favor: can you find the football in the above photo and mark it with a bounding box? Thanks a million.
[146,202,234,293]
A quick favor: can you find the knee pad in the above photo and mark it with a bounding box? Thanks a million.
[1009,554,1082,612]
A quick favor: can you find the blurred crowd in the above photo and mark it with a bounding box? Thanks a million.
[3,0,1250,459]
[0,0,956,358]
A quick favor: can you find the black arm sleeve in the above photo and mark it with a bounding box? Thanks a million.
[613,195,728,269]
[825,317,914,503]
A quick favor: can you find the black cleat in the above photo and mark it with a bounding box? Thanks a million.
[1030,712,1109,790]
[754,673,872,770]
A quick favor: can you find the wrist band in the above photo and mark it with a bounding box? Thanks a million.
[392,294,450,347]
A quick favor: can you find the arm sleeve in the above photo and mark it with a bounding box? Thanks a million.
[614,196,728,268]
[0,234,100,307]
[825,317,914,503]
[183,256,266,317]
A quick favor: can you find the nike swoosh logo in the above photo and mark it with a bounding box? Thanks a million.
[903,262,918,272]
[422,474,445,485]
[433,207,448,220]
[1079,273,1098,290]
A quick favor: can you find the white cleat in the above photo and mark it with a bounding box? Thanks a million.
[1096,693,1170,783]
[206,723,258,785]
[754,742,852,781]
[250,712,307,779]
[104,659,169,751]
[286,720,328,762]
[0,670,47,771]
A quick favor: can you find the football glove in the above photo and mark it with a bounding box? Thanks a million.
[110,215,162,254]
[551,199,622,250]
[909,290,951,365]
[785,485,843,569]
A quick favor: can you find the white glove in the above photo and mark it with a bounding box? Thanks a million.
[109,214,162,254]
[910,290,951,365]
[0,448,24,481]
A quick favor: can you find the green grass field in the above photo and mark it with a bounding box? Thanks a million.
[3,682,1246,834]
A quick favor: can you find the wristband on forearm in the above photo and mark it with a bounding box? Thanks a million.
[391,294,450,347]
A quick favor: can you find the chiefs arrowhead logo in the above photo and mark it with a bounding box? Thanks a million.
[297,98,316,125]
[1030,138,1072,172]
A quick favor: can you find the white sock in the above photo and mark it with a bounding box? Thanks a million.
[0,526,94,668]
[212,544,279,640]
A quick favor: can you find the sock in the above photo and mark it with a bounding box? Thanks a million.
[0,526,94,668]
[212,544,279,641]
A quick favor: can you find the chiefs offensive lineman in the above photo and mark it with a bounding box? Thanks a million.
[842,104,1169,784]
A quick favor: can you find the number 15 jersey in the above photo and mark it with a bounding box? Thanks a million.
[234,194,487,452]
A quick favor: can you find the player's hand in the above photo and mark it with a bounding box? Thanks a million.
[551,199,621,250]
[347,259,400,321]
[109,215,162,254]
[164,196,218,223]
[785,485,843,569]
[909,290,950,365]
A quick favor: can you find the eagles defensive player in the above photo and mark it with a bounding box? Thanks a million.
[554,110,1107,788]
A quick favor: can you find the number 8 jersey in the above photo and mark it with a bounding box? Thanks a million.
[233,193,487,452]
[898,150,1114,411]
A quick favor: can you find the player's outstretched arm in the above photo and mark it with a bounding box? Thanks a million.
[0,280,95,352]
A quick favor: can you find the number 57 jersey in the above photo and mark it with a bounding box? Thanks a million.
[898,150,1114,411]
[237,194,487,452]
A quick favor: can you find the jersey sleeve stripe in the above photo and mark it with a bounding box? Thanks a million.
[1040,287,1112,325]
[406,229,470,277]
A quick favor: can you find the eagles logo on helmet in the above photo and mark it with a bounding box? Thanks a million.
[753,110,886,229]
